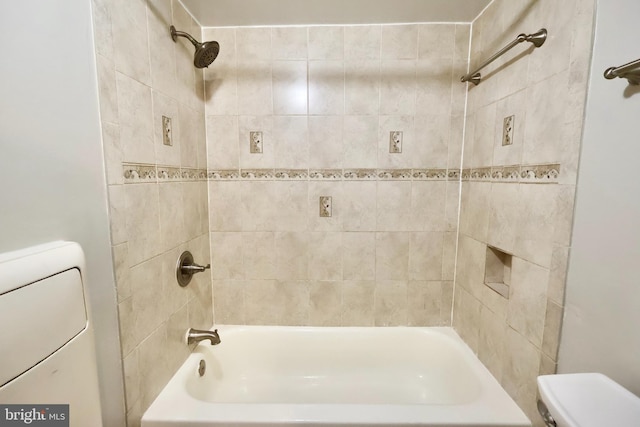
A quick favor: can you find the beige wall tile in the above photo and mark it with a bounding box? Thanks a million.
[206,115,239,169]
[116,73,154,164]
[380,60,416,115]
[342,181,377,231]
[308,232,343,281]
[166,304,190,372]
[310,281,342,326]
[308,26,344,60]
[376,232,410,280]
[418,24,455,60]
[344,26,381,60]
[273,116,309,168]
[342,281,375,325]
[478,306,507,382]
[137,323,171,409]
[343,115,378,168]
[236,60,273,116]
[273,61,308,115]
[345,61,381,115]
[547,246,569,305]
[541,299,563,361]
[125,184,161,265]
[158,182,185,251]
[374,281,408,326]
[102,123,123,185]
[212,280,245,324]
[412,114,450,167]
[487,183,520,254]
[208,181,242,231]
[272,27,307,60]
[411,181,447,232]
[507,257,549,347]
[96,54,119,124]
[275,232,309,280]
[416,61,452,117]
[111,0,150,84]
[308,116,343,169]
[277,281,310,325]
[92,0,114,60]
[236,27,272,60]
[210,232,243,279]
[118,297,136,357]
[381,25,418,59]
[408,281,443,326]
[503,327,541,425]
[241,181,277,231]
[112,243,131,302]
[343,232,376,280]
[122,347,140,412]
[377,181,412,231]
[409,232,444,281]
[242,232,276,280]
[309,61,345,115]
[274,181,308,231]
[147,0,177,98]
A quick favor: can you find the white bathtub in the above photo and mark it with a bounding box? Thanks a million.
[142,326,530,427]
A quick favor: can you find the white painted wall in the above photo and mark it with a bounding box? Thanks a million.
[0,1,125,424]
[559,0,640,395]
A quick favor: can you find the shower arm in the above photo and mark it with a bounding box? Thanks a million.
[170,25,200,48]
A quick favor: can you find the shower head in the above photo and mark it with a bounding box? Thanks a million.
[170,25,220,69]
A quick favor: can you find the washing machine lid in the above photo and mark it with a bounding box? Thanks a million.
[0,242,88,386]
[538,373,640,427]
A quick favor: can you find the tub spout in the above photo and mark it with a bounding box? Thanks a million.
[186,328,221,346]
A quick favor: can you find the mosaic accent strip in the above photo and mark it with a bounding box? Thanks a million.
[204,165,560,183]
[461,164,561,184]
[241,169,275,179]
[208,169,240,180]
[378,169,412,180]
[123,163,156,183]
[309,169,342,180]
[413,169,448,180]
[157,166,181,182]
[274,169,309,180]
[123,163,207,183]
[343,169,378,180]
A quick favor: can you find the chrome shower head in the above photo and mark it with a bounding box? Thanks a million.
[170,25,220,68]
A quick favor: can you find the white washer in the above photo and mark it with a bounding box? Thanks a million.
[0,242,103,426]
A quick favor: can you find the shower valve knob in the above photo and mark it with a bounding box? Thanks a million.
[176,251,210,287]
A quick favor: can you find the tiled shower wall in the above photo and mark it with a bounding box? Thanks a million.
[91,0,213,425]
[204,24,469,326]
[453,0,595,424]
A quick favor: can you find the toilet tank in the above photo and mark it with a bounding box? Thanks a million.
[0,242,103,426]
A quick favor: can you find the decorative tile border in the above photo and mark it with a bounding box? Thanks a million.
[203,165,561,184]
[461,164,561,184]
[123,163,207,184]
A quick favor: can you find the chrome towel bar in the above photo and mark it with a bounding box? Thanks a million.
[604,58,640,85]
[461,29,547,85]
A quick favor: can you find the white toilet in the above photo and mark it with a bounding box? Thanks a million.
[537,373,640,427]
[0,242,103,426]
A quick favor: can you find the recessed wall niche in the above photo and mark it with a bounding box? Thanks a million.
[484,246,512,298]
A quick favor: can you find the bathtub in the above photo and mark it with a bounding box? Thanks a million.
[142,326,530,427]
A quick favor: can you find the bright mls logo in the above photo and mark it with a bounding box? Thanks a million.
[0,405,68,426]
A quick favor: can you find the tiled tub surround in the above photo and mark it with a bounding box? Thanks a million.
[453,0,595,425]
[203,23,470,327]
[91,0,213,425]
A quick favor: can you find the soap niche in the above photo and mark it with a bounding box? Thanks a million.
[484,246,512,299]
